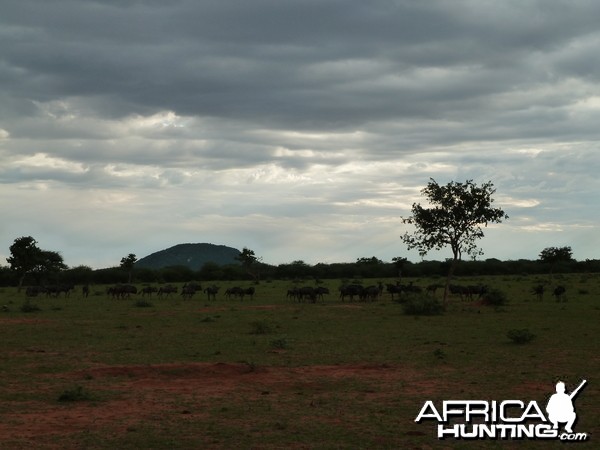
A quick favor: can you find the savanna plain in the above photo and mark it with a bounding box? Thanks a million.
[0,274,598,449]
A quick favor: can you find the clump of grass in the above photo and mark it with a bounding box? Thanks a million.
[433,348,446,360]
[134,299,153,308]
[20,300,41,313]
[402,295,444,316]
[507,328,536,345]
[270,337,289,350]
[58,385,95,402]
[249,320,276,334]
[201,316,216,323]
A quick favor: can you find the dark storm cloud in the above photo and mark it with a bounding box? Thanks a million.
[1,0,600,266]
[2,0,598,131]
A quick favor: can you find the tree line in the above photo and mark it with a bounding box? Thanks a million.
[1,239,597,288]
[3,180,597,288]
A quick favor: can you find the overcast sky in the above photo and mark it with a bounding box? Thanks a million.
[1,0,599,269]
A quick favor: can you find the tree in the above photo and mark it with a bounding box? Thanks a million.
[356,256,383,265]
[401,179,508,304]
[236,247,262,282]
[392,256,408,281]
[6,236,66,289]
[38,250,67,281]
[7,236,42,290]
[120,253,137,283]
[539,246,573,277]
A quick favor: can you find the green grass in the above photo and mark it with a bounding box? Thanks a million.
[0,274,598,448]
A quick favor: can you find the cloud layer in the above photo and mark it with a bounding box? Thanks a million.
[1,1,599,268]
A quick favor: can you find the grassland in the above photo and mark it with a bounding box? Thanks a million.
[0,273,598,449]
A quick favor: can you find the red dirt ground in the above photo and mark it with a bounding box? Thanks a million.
[0,362,449,448]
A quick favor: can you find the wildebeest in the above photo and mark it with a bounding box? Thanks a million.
[25,286,46,297]
[140,286,158,297]
[157,285,177,297]
[339,284,363,302]
[45,284,74,297]
[108,284,137,299]
[82,285,89,298]
[386,284,402,301]
[531,284,545,301]
[204,286,219,300]
[449,284,487,301]
[287,286,328,303]
[181,285,199,300]
[426,283,444,295]
[225,286,245,300]
[244,286,256,300]
[552,285,567,302]
[315,286,329,301]
[360,285,380,302]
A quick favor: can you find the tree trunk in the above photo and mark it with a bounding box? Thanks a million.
[443,257,458,305]
[17,273,26,292]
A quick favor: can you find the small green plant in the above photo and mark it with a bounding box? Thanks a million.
[507,328,536,345]
[270,337,288,350]
[58,385,95,402]
[249,320,275,335]
[402,295,444,316]
[201,316,216,323]
[20,300,41,313]
[134,299,153,308]
[433,348,446,360]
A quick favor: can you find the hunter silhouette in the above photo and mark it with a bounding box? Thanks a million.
[546,380,586,433]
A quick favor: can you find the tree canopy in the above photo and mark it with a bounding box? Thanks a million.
[401,179,508,303]
[6,236,66,289]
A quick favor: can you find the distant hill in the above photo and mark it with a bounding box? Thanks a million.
[135,243,241,270]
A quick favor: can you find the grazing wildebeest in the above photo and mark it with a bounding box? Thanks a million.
[426,283,444,295]
[26,286,46,297]
[108,284,137,299]
[386,284,402,301]
[467,285,488,300]
[339,284,363,302]
[315,286,329,302]
[449,284,471,300]
[552,285,567,302]
[244,286,256,300]
[140,286,158,297]
[298,286,318,303]
[181,284,198,300]
[157,285,177,297]
[225,286,245,300]
[45,284,74,298]
[204,286,219,300]
[400,282,423,295]
[82,285,89,298]
[360,285,380,302]
[531,284,545,301]
[286,288,300,302]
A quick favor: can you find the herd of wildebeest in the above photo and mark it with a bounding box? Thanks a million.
[20,279,568,303]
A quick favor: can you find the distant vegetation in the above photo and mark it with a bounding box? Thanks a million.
[1,253,600,287]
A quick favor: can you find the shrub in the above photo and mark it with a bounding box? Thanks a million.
[507,328,536,345]
[249,320,275,335]
[482,288,507,306]
[134,299,153,308]
[20,301,41,313]
[270,337,288,350]
[58,386,94,402]
[402,295,444,316]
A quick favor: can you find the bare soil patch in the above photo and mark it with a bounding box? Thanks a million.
[0,362,451,447]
